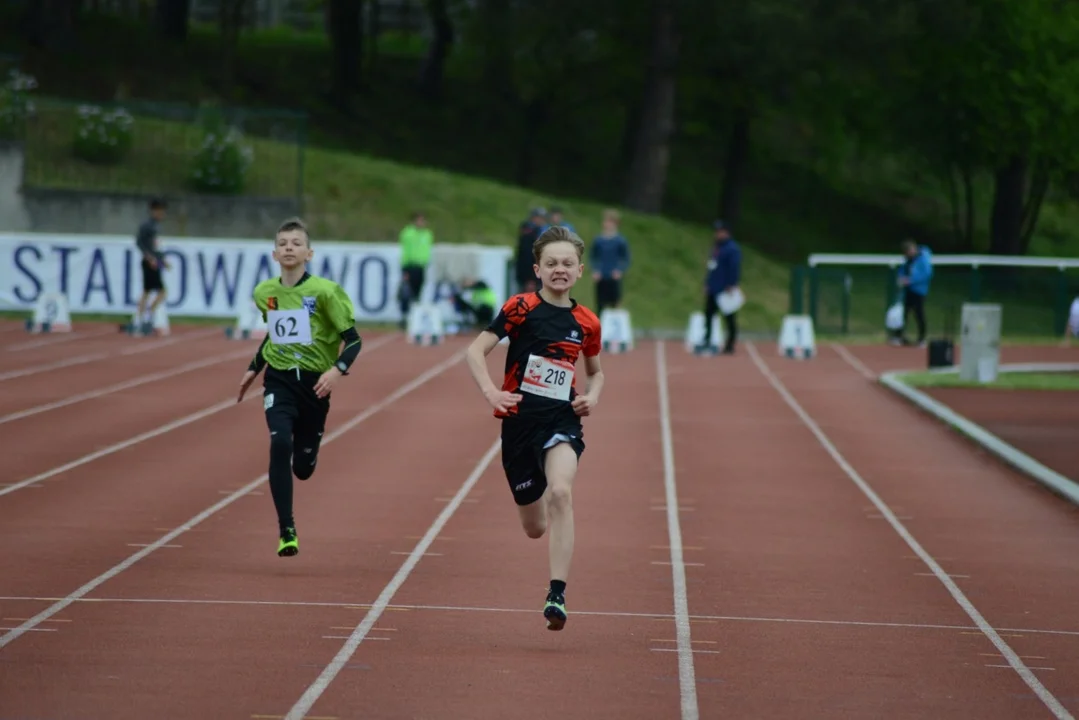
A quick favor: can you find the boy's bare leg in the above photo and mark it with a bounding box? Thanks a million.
[544,443,577,582]
[539,441,579,630]
[517,492,549,539]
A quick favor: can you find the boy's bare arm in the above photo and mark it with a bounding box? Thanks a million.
[466,331,521,413]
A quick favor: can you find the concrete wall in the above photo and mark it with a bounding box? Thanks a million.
[0,144,300,239]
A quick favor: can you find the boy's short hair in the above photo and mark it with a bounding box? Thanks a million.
[900,238,917,253]
[602,208,620,224]
[533,225,585,263]
[149,197,167,211]
[277,217,310,245]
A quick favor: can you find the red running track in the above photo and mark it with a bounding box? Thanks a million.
[1,325,1078,719]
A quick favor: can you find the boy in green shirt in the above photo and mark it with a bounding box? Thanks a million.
[237,217,364,557]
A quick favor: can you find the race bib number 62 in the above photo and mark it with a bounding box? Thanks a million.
[521,354,574,401]
[268,308,313,345]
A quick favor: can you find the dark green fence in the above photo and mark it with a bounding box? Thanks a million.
[19,97,307,202]
[789,256,1079,338]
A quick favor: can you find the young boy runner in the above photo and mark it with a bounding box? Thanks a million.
[465,226,605,631]
[237,217,364,557]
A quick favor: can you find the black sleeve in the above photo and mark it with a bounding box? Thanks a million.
[247,336,268,374]
[334,327,363,373]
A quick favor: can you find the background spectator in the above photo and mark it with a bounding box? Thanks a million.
[398,211,433,328]
[892,238,933,347]
[590,208,630,315]
[699,220,742,355]
[514,207,546,293]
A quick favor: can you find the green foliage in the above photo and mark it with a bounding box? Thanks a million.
[0,68,35,141]
[72,104,134,164]
[189,103,255,194]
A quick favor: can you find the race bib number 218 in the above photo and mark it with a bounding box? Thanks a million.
[268,308,312,345]
[521,354,574,401]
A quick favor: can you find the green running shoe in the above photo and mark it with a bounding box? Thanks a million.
[277,527,298,557]
[543,592,567,631]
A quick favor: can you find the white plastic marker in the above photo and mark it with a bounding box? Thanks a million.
[744,342,1073,720]
[283,437,501,720]
[0,348,466,651]
[655,340,700,720]
[0,348,256,426]
[0,334,399,498]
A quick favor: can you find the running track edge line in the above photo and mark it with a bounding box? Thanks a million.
[282,437,502,720]
[745,341,1074,720]
[877,371,1079,507]
[655,340,700,720]
[0,348,467,652]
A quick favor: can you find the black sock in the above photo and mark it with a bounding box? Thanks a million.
[549,580,566,597]
[268,433,295,533]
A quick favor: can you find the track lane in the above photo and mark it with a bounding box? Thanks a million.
[0,339,489,719]
[748,341,1079,717]
[662,341,1059,719]
[287,344,685,720]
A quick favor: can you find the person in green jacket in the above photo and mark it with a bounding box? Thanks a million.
[398,212,434,328]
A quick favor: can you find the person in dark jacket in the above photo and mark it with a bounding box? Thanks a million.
[589,209,631,314]
[514,207,547,293]
[699,220,742,355]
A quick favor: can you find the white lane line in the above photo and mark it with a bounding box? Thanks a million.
[0,348,466,651]
[830,343,877,380]
[745,341,1074,720]
[0,347,255,426]
[283,438,501,720]
[655,340,699,720]
[3,595,1079,637]
[0,352,110,381]
[0,334,397,498]
[5,327,114,352]
[0,328,222,382]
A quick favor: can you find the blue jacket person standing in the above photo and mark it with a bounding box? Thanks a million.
[590,209,631,314]
[699,220,742,354]
[894,239,932,347]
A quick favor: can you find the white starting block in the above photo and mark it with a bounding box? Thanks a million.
[601,308,634,353]
[778,314,815,359]
[684,312,724,355]
[121,303,170,336]
[407,302,444,346]
[225,300,268,340]
[25,292,72,333]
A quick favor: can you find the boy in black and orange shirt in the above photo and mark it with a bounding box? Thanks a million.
[465,226,605,632]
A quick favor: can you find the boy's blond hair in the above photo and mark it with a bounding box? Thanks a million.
[602,208,620,224]
[533,225,585,263]
[276,216,310,245]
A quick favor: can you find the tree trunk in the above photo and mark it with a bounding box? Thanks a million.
[155,0,190,41]
[218,0,248,102]
[989,155,1026,255]
[515,98,547,186]
[418,0,454,101]
[718,108,750,228]
[327,0,365,108]
[623,0,679,213]
[23,0,80,50]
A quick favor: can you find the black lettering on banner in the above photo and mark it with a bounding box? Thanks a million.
[274,316,299,338]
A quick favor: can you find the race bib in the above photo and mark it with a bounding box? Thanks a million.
[268,308,313,345]
[521,354,574,401]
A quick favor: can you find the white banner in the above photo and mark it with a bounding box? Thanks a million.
[0,233,512,322]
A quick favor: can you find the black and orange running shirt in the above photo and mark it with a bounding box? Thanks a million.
[485,292,602,420]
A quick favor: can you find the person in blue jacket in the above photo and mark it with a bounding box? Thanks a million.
[589,209,631,314]
[894,239,933,347]
[699,220,742,355]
